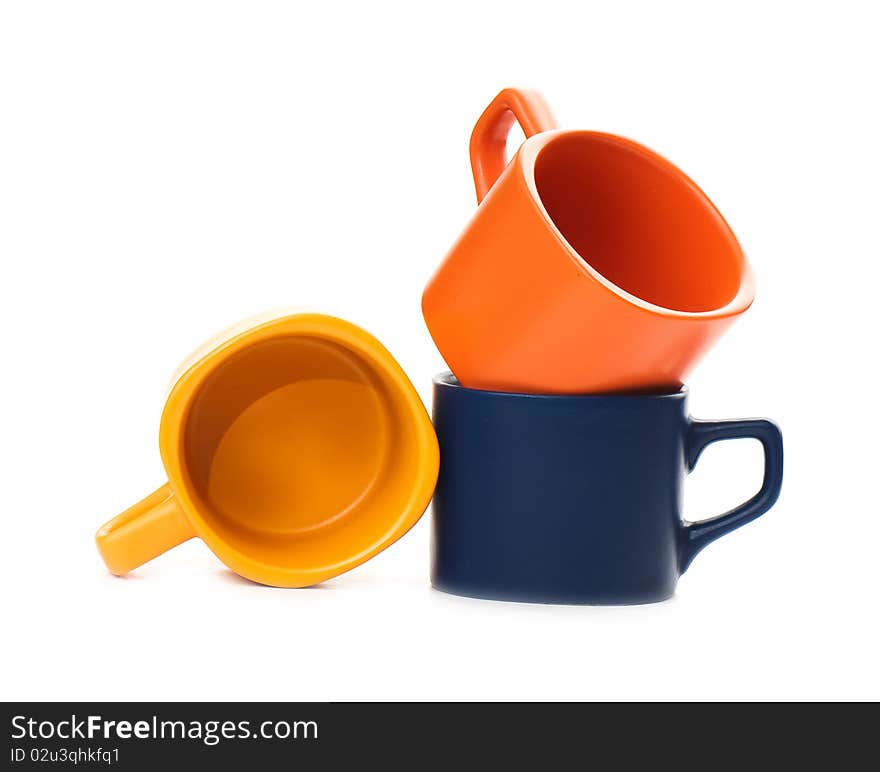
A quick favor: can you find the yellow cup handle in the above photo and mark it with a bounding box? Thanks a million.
[95,483,195,575]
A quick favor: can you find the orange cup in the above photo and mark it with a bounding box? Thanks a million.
[422,88,755,394]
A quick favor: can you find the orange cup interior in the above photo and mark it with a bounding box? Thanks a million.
[534,133,745,313]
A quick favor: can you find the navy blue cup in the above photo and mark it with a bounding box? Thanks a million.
[431,373,783,605]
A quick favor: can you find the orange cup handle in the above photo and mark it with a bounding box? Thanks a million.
[468,87,558,204]
[95,483,195,575]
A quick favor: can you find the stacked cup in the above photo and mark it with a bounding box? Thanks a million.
[423,89,783,604]
[94,88,782,605]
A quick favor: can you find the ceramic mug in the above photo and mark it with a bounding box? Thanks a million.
[430,373,783,604]
[95,312,439,587]
[422,88,756,394]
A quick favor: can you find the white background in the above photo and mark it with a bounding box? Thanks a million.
[1,1,877,701]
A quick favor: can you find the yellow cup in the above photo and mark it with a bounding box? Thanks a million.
[95,312,439,587]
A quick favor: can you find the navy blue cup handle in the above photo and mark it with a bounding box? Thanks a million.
[680,418,784,572]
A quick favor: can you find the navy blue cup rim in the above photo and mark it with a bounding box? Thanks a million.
[433,372,688,401]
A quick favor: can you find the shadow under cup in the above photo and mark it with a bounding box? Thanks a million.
[174,334,425,575]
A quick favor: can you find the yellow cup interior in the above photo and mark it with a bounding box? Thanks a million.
[170,329,431,577]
